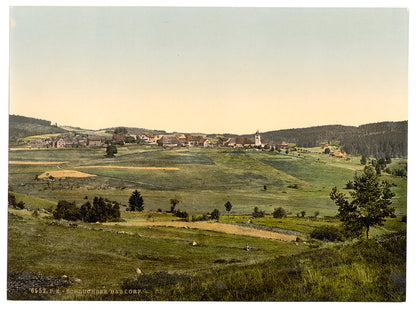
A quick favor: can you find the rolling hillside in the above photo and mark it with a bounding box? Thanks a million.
[241,121,408,158]
[9,115,67,139]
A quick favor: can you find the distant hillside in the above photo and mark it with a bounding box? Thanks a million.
[9,115,67,139]
[242,121,407,158]
[101,127,167,136]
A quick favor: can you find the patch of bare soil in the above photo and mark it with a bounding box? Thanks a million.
[105,221,297,242]
[9,161,66,165]
[38,170,96,179]
[78,165,179,170]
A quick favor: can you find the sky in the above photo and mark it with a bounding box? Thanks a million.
[9,6,409,134]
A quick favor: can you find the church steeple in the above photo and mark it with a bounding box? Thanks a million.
[254,130,261,146]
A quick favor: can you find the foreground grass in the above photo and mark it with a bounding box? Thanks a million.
[117,231,406,301]
[7,208,307,300]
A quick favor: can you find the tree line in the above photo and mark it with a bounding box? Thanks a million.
[241,121,407,158]
[53,197,121,222]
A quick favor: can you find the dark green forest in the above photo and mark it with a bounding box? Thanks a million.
[242,121,407,158]
[9,115,67,139]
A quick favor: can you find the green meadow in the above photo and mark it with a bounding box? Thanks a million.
[7,145,407,300]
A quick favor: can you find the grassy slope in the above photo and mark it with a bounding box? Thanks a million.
[7,208,308,300]
[8,146,407,217]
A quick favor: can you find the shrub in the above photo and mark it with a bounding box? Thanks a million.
[173,209,188,219]
[53,200,79,221]
[310,226,344,242]
[273,207,286,218]
[252,207,265,218]
[211,209,220,220]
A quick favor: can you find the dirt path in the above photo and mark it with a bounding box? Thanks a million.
[9,161,67,165]
[104,220,297,242]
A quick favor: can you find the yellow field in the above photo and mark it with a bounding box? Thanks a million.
[78,165,180,170]
[38,170,96,178]
[104,220,297,242]
[9,161,66,165]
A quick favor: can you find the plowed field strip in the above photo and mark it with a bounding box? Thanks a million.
[77,165,179,170]
[104,221,297,242]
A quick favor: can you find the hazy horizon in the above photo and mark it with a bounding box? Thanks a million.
[9,7,409,135]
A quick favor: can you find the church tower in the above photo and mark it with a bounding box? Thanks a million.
[254,130,261,147]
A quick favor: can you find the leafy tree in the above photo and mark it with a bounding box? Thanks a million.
[272,207,286,218]
[8,193,17,208]
[124,136,136,144]
[210,209,220,221]
[252,207,265,218]
[114,127,128,134]
[360,155,367,165]
[53,200,79,221]
[129,190,144,212]
[105,144,118,158]
[170,198,180,213]
[224,201,232,218]
[173,209,188,219]
[330,166,395,239]
[16,201,25,210]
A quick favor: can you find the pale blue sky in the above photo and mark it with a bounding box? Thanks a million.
[9,7,408,133]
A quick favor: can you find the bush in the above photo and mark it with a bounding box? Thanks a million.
[252,207,265,218]
[211,209,220,220]
[273,207,286,218]
[173,209,188,219]
[310,226,344,242]
[53,200,79,221]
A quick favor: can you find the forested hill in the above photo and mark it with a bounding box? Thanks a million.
[244,121,407,158]
[9,115,67,139]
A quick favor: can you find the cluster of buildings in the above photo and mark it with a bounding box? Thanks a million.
[43,130,295,152]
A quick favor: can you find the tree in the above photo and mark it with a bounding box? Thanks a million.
[53,200,79,221]
[8,193,17,208]
[210,209,220,221]
[105,144,118,158]
[224,201,232,218]
[170,198,180,213]
[272,207,286,218]
[129,190,144,211]
[252,207,265,218]
[360,155,367,165]
[330,165,395,239]
[114,127,128,135]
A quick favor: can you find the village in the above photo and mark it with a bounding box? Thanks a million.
[30,129,348,158]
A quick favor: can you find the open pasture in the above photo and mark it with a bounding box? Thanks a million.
[8,145,407,216]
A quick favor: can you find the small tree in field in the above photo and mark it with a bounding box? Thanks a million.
[170,198,180,213]
[273,207,286,218]
[211,209,220,221]
[224,201,232,218]
[129,190,144,211]
[330,165,395,239]
[360,155,367,165]
[105,144,118,158]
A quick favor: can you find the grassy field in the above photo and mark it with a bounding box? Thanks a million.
[8,145,407,216]
[7,144,407,300]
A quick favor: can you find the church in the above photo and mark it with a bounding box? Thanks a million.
[254,130,266,148]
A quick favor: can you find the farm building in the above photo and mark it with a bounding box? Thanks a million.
[158,135,181,148]
[87,136,102,147]
[51,137,66,148]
